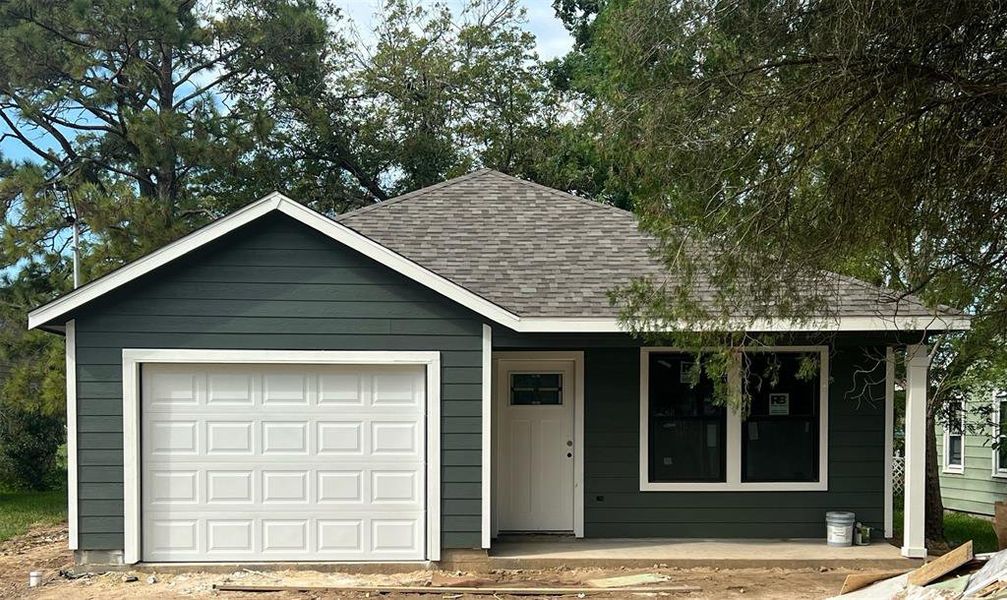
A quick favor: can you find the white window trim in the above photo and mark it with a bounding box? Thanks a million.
[639,346,829,492]
[942,398,966,475]
[121,349,441,565]
[992,391,1007,479]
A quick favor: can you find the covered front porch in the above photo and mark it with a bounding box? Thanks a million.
[484,338,935,561]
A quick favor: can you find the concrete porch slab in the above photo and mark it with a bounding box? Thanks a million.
[489,538,922,570]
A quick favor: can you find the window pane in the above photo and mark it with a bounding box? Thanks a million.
[649,353,726,482]
[948,435,963,466]
[742,352,820,483]
[510,373,562,405]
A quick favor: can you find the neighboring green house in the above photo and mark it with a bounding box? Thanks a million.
[938,391,1007,516]
[27,169,969,567]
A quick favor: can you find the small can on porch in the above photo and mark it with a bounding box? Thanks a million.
[825,511,856,546]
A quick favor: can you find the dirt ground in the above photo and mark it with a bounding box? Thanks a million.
[0,525,857,600]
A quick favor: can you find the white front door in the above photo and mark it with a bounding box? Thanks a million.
[496,359,575,532]
[140,362,426,562]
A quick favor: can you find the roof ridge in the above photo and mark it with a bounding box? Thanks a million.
[336,168,495,221]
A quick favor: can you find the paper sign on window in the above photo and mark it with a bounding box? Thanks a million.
[769,392,790,415]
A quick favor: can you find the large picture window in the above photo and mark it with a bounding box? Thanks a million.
[640,346,829,492]
[647,353,726,482]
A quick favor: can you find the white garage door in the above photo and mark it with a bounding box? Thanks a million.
[141,363,427,562]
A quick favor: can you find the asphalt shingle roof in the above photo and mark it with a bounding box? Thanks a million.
[336,169,960,321]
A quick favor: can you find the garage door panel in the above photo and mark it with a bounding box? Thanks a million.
[143,513,424,560]
[206,421,254,455]
[141,363,427,562]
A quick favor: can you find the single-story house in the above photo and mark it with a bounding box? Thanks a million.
[938,390,1007,516]
[29,169,969,567]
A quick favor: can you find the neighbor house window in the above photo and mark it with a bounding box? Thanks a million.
[647,353,726,483]
[995,392,1007,477]
[741,352,821,483]
[943,399,965,474]
[640,346,829,492]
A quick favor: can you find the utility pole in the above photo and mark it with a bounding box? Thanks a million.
[67,215,80,289]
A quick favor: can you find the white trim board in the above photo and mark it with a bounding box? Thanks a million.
[27,193,970,334]
[993,391,1007,479]
[120,349,442,565]
[491,351,585,538]
[480,325,492,549]
[639,346,830,492]
[884,347,895,539]
[65,320,78,550]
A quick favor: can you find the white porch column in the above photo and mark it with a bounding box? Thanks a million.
[902,344,930,558]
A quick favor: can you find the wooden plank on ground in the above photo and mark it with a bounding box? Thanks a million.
[907,540,973,586]
[214,583,701,595]
[586,573,669,588]
[839,570,911,595]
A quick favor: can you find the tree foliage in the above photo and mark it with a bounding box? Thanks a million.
[590,0,1007,545]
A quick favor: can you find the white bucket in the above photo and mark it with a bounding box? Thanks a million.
[28,571,41,587]
[825,511,856,546]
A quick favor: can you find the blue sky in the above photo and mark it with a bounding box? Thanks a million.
[336,0,574,59]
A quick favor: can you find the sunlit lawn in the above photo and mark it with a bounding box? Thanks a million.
[0,488,66,542]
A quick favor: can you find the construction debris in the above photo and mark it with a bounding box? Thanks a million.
[832,541,1007,600]
[910,542,974,586]
[963,547,1007,597]
[840,570,911,594]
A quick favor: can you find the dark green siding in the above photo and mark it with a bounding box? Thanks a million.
[495,329,887,539]
[71,213,484,551]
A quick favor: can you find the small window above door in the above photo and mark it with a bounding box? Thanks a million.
[511,373,563,405]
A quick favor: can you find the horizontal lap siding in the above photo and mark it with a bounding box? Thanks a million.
[72,214,483,550]
[584,343,886,539]
[938,421,1007,517]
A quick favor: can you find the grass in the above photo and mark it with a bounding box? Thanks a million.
[894,506,1000,553]
[944,511,999,553]
[0,488,66,543]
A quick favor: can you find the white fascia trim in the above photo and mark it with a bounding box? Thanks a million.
[480,324,492,549]
[639,346,829,492]
[27,193,970,335]
[120,348,442,565]
[517,315,970,333]
[65,320,78,550]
